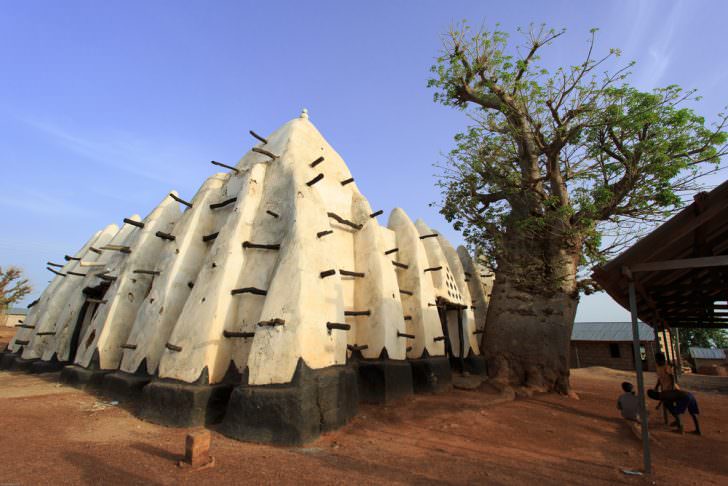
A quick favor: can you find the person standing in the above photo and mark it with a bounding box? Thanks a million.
[654,351,679,424]
[654,352,678,392]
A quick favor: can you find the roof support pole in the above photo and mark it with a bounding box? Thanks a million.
[653,325,662,354]
[674,328,683,382]
[457,307,465,373]
[660,325,679,413]
[437,305,454,360]
[628,278,652,474]
[659,324,671,425]
[661,326,672,367]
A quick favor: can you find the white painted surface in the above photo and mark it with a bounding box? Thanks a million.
[387,208,445,359]
[351,193,406,360]
[438,236,480,355]
[13,225,118,359]
[48,222,139,362]
[414,220,478,357]
[120,174,229,375]
[457,246,492,334]
[75,194,182,369]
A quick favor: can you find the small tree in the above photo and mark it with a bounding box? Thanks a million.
[0,266,32,310]
[428,23,727,392]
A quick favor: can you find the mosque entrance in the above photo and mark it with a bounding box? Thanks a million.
[68,282,109,364]
[436,299,468,372]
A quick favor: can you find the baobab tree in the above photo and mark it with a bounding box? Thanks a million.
[428,24,727,392]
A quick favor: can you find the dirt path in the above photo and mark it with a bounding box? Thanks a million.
[0,363,726,485]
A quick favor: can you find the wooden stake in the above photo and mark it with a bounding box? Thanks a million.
[306,173,324,186]
[230,287,267,296]
[47,267,66,277]
[211,160,240,174]
[327,212,362,230]
[123,218,145,229]
[209,197,237,209]
[339,269,365,278]
[169,193,193,208]
[249,130,268,144]
[252,147,278,160]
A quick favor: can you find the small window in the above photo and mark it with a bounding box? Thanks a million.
[609,343,621,358]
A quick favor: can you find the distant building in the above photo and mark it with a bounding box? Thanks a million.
[688,347,727,371]
[1,307,28,327]
[570,321,675,372]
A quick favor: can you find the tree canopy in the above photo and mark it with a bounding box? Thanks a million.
[679,329,728,350]
[428,23,728,292]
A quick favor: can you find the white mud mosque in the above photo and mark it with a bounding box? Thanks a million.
[1,111,493,444]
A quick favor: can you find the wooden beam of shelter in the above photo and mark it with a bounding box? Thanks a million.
[631,255,728,273]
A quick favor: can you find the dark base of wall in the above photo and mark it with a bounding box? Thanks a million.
[449,354,488,375]
[9,357,38,372]
[5,352,482,445]
[410,356,452,393]
[60,365,111,390]
[0,351,19,370]
[102,371,151,401]
[465,354,488,375]
[353,358,414,404]
[138,379,233,428]
[29,357,67,374]
[220,360,358,446]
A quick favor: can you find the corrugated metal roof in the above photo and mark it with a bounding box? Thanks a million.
[688,347,726,360]
[571,322,654,342]
[5,307,28,316]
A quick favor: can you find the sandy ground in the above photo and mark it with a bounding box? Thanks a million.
[1,327,727,485]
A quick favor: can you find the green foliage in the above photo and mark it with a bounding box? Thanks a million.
[428,23,727,289]
[679,328,728,350]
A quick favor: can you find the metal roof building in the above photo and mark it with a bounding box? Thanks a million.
[5,307,28,316]
[571,322,654,342]
[688,347,726,360]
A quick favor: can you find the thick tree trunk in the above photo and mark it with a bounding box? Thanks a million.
[482,228,580,394]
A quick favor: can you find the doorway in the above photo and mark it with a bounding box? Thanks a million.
[436,299,467,372]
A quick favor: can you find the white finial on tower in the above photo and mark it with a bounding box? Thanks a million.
[300,108,309,119]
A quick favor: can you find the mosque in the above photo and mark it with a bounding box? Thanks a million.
[1,111,493,444]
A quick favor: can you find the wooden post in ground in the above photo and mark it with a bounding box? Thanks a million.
[182,430,213,468]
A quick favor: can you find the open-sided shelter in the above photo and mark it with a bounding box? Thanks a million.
[592,178,728,473]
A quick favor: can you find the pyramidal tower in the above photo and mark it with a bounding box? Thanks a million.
[1,111,493,444]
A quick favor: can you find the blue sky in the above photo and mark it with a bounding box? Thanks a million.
[1,0,726,320]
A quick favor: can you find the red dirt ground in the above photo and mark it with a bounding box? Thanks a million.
[1,327,726,485]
